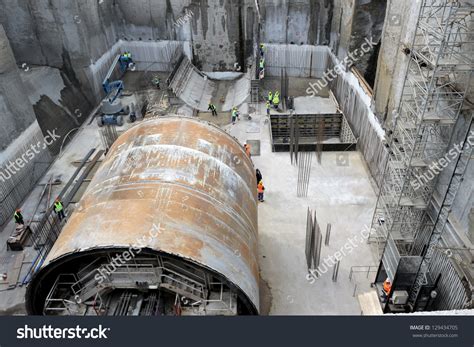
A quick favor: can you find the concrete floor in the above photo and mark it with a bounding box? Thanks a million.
[225,100,379,315]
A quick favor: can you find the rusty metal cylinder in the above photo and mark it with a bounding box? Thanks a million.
[26,116,259,314]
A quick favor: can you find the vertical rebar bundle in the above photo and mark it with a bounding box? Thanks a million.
[305,208,323,273]
[289,114,299,165]
[316,117,324,164]
[100,125,119,152]
[297,151,312,197]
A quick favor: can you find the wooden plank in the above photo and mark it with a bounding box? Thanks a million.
[351,67,373,96]
[8,252,25,288]
[358,290,383,315]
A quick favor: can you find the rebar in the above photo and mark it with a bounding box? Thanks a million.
[297,151,312,197]
[324,223,332,246]
[332,260,340,282]
[305,208,323,272]
[100,125,118,152]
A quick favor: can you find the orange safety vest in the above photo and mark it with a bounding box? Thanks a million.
[383,280,392,295]
[257,182,265,193]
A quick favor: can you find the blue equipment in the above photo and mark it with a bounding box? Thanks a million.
[98,53,134,127]
[102,55,125,103]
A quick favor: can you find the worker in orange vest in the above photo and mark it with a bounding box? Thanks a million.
[244,143,251,157]
[257,180,265,202]
[382,277,392,301]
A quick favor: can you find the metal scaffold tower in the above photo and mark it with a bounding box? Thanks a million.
[370,0,473,311]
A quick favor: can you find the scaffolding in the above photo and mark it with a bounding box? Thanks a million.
[370,0,473,311]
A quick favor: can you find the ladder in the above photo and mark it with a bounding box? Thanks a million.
[251,80,260,104]
[160,271,208,303]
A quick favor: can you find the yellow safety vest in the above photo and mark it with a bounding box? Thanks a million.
[54,201,63,212]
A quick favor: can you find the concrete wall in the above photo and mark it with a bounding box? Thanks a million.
[0,0,113,150]
[113,0,252,71]
[0,25,36,151]
[434,115,474,253]
[0,25,53,226]
[347,0,387,86]
[330,0,354,58]
[0,0,117,68]
[328,51,387,187]
[260,0,333,45]
[188,0,249,71]
[329,0,386,86]
[372,0,419,124]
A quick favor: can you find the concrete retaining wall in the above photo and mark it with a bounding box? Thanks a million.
[329,52,387,188]
[264,44,329,78]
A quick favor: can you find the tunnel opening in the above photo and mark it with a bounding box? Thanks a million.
[26,249,257,316]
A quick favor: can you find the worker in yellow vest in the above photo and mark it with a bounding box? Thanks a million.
[231,107,240,124]
[54,197,66,221]
[14,209,24,225]
[272,91,280,109]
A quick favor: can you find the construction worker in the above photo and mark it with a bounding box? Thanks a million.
[382,277,392,301]
[119,51,134,72]
[54,197,66,221]
[256,169,262,185]
[272,91,280,109]
[259,58,265,72]
[208,103,218,117]
[231,107,240,125]
[257,180,265,202]
[13,209,24,225]
[265,100,271,115]
[152,75,161,89]
[120,52,129,62]
[259,43,265,57]
[244,143,251,158]
[268,91,273,103]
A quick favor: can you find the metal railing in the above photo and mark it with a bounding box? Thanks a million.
[348,265,378,282]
